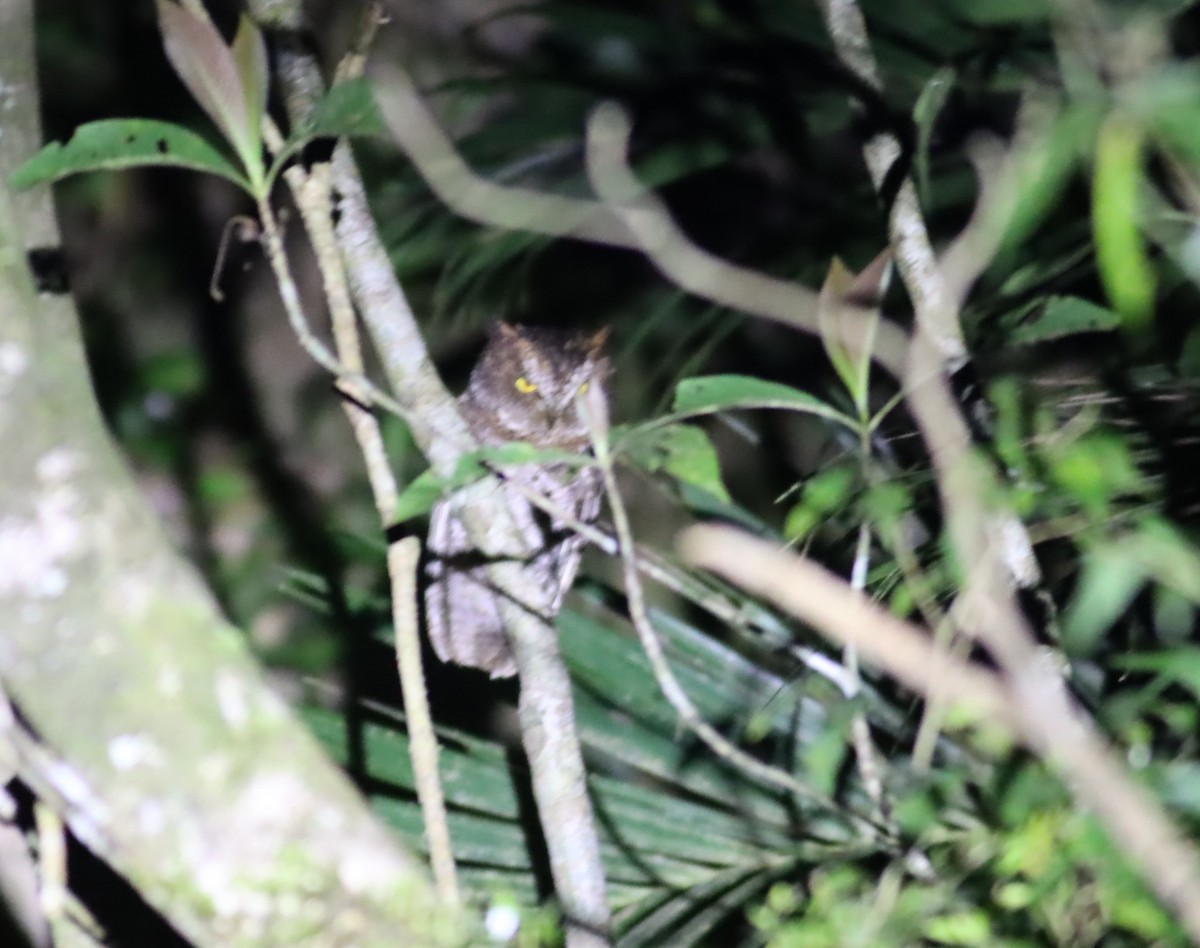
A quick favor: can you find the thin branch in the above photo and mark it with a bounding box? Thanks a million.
[252,194,412,422]
[845,524,891,825]
[813,0,965,365]
[583,103,911,379]
[370,72,910,380]
[389,537,459,905]
[680,526,1013,724]
[500,473,860,694]
[682,522,1200,942]
[368,65,635,248]
[583,392,869,819]
[284,158,459,905]
[248,6,613,941]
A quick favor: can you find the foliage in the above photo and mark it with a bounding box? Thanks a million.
[17,0,1200,945]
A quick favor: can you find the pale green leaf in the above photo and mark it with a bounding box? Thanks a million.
[231,14,268,146]
[292,77,389,143]
[1061,545,1146,652]
[1115,649,1200,705]
[914,67,956,204]
[390,442,591,522]
[1093,114,1155,331]
[156,0,261,181]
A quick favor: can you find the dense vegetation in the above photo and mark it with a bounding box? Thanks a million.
[8,0,1200,945]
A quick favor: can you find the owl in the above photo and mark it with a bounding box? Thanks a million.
[424,323,611,678]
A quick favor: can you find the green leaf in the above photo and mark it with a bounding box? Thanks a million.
[231,14,268,148]
[1156,585,1198,644]
[818,257,876,413]
[783,466,857,541]
[1132,518,1200,602]
[156,1,263,187]
[9,119,249,191]
[292,77,391,143]
[142,350,206,397]
[620,423,731,503]
[1093,114,1155,331]
[669,375,855,429]
[1049,430,1144,515]
[996,106,1094,259]
[802,705,853,797]
[390,467,457,524]
[390,442,591,523]
[1009,295,1122,345]
[1133,63,1200,169]
[270,78,391,189]
[914,67,956,204]
[922,910,993,946]
[1061,545,1145,653]
[1115,649,1200,706]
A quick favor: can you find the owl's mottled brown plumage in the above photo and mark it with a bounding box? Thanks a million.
[424,323,611,677]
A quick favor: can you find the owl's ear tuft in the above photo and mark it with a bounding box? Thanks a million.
[492,322,521,341]
[587,326,612,350]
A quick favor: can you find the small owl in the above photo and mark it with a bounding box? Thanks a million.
[424,323,611,678]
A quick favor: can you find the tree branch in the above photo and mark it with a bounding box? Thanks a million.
[248,3,612,940]
[0,19,454,940]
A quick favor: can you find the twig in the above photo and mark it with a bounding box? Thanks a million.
[367,66,634,249]
[248,5,613,941]
[283,157,459,904]
[499,473,860,694]
[370,71,911,381]
[582,390,864,816]
[389,537,459,904]
[845,524,891,825]
[252,195,413,422]
[813,0,965,366]
[365,37,1200,944]
[681,522,1200,943]
[679,528,1014,725]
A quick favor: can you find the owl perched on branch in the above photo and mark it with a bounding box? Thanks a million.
[424,323,611,678]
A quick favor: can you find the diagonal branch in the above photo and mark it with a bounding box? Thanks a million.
[359,29,1200,943]
[247,4,612,941]
[682,524,1200,944]
[813,0,965,365]
[582,390,865,820]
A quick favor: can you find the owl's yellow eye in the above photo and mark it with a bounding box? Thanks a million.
[578,381,590,395]
[515,376,538,394]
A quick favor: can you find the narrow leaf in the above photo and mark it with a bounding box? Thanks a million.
[156,1,258,176]
[1115,649,1200,706]
[270,78,390,188]
[10,119,249,191]
[818,258,860,402]
[669,375,855,428]
[231,14,268,145]
[1061,545,1145,653]
[914,67,956,204]
[1093,113,1155,331]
